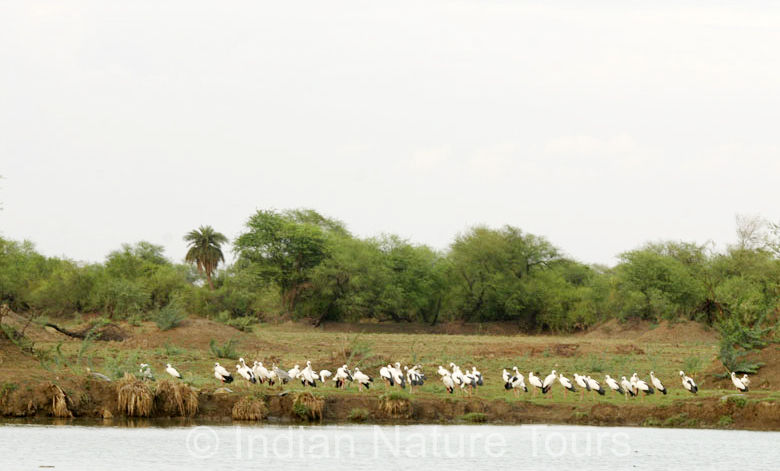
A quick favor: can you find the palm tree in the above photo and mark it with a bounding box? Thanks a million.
[184,225,228,290]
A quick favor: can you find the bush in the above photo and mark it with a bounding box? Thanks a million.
[154,299,186,331]
[209,338,239,360]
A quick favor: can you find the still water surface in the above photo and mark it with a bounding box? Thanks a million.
[1,422,777,470]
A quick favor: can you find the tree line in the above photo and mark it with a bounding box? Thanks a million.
[2,210,779,345]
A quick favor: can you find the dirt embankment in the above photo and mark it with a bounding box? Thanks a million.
[2,376,779,431]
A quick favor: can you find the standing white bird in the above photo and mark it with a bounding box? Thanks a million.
[542,370,557,397]
[437,365,450,377]
[679,371,698,394]
[502,368,511,384]
[730,372,748,392]
[353,367,373,391]
[238,358,256,384]
[649,371,667,395]
[604,375,624,396]
[528,372,544,397]
[288,364,301,380]
[506,368,527,396]
[442,373,455,394]
[558,373,576,399]
[573,373,591,401]
[620,376,636,399]
[334,365,352,389]
[741,374,751,388]
[300,361,317,387]
[214,362,233,384]
[165,363,182,380]
[471,366,484,386]
[630,373,654,400]
[254,361,271,384]
[586,376,605,397]
[380,365,395,387]
[236,363,256,384]
[393,362,406,389]
[741,374,750,387]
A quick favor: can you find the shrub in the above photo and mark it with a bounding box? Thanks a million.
[209,338,239,360]
[348,408,370,422]
[154,299,186,331]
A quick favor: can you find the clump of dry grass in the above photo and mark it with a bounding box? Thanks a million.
[232,395,268,420]
[155,379,198,417]
[292,391,324,421]
[378,392,412,419]
[45,383,72,418]
[117,373,153,417]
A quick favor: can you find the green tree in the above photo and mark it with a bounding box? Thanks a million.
[184,225,228,290]
[233,209,335,317]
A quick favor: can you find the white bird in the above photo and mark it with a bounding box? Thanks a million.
[542,370,557,396]
[353,367,373,391]
[604,375,624,396]
[139,364,155,381]
[471,366,484,386]
[731,372,748,392]
[405,366,425,394]
[437,365,450,377]
[573,373,591,401]
[214,362,233,384]
[393,362,406,389]
[620,376,636,399]
[506,368,527,396]
[238,358,257,384]
[630,373,654,400]
[165,363,182,380]
[300,361,317,387]
[236,363,256,384]
[442,373,455,394]
[460,371,478,396]
[558,373,576,398]
[649,371,667,395]
[288,364,301,380]
[586,376,605,397]
[528,372,545,396]
[451,364,466,391]
[334,365,352,388]
[502,369,511,385]
[380,365,395,387]
[253,361,271,384]
[680,371,698,394]
[319,369,332,385]
[741,374,751,388]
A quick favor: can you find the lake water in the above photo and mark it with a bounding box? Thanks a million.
[1,421,778,470]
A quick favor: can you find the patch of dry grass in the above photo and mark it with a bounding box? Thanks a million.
[117,373,153,417]
[379,391,412,418]
[292,391,324,420]
[232,395,267,420]
[155,379,198,417]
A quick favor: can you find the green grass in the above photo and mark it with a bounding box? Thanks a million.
[10,316,744,414]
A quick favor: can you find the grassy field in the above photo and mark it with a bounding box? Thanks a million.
[3,314,779,428]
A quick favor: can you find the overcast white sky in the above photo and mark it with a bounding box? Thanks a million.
[2,1,779,267]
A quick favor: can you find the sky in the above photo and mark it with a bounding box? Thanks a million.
[2,1,779,267]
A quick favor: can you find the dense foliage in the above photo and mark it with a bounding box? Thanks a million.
[2,211,779,350]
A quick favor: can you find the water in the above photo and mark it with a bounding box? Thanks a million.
[1,422,778,470]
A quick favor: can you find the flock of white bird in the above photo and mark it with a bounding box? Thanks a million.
[132,360,753,398]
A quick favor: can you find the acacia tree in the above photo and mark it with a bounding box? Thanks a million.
[184,226,228,290]
[233,210,335,317]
